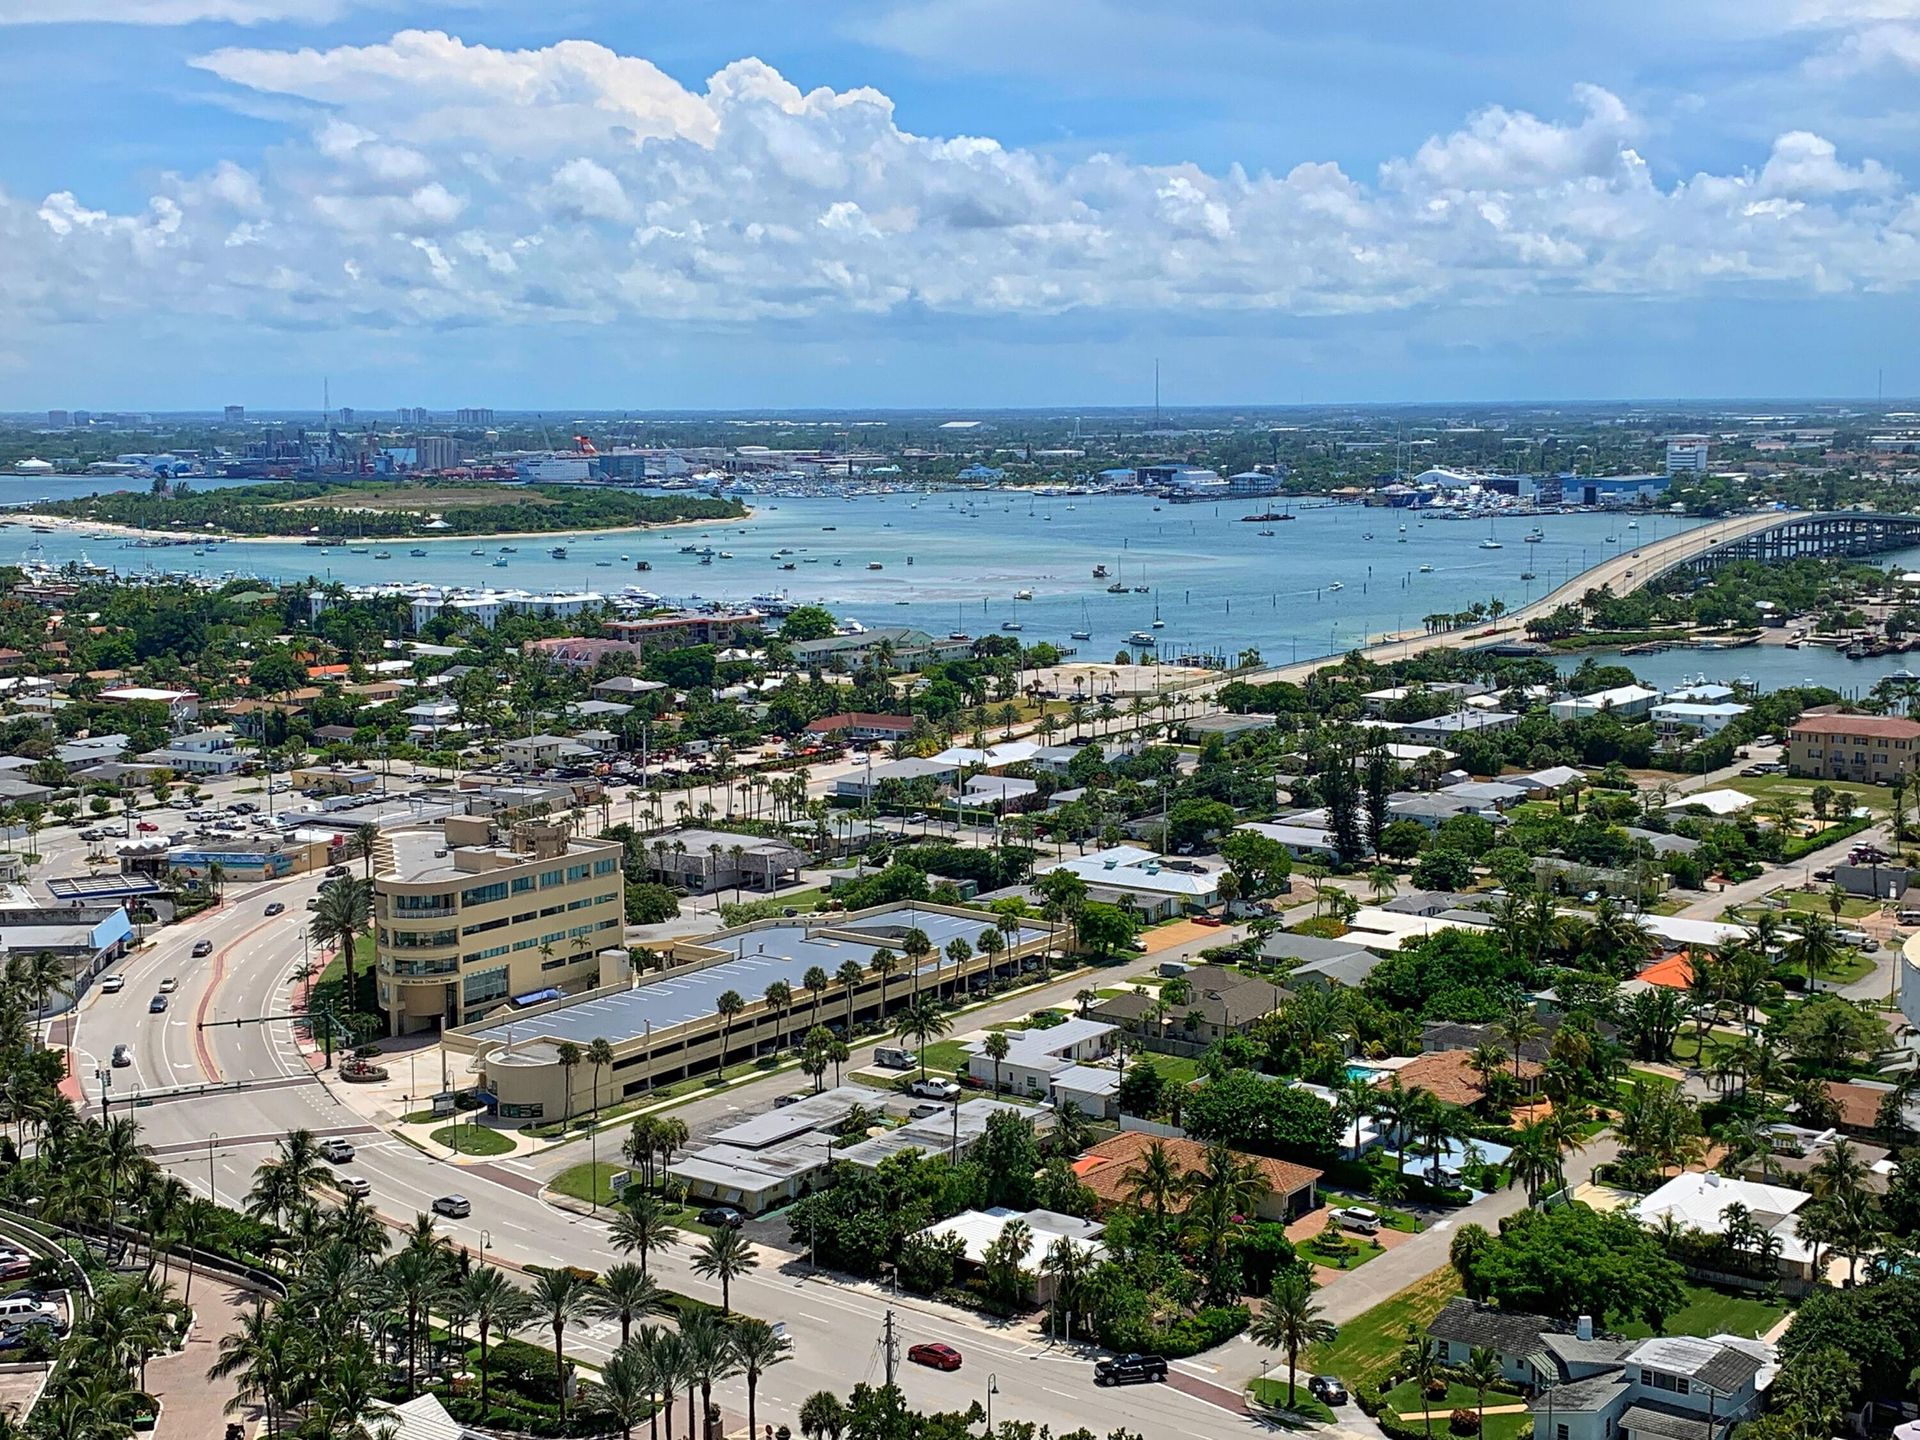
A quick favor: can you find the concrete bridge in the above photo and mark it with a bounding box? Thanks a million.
[1204,508,1920,691]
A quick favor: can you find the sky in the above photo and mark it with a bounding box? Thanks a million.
[5,1,1920,410]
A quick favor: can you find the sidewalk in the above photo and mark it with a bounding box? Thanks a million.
[148,1279,258,1440]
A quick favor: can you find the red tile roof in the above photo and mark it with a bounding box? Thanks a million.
[1791,714,1920,741]
[1073,1131,1320,1212]
[1399,1049,1539,1107]
[1824,1080,1887,1131]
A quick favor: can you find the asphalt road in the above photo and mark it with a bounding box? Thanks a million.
[69,877,1281,1440]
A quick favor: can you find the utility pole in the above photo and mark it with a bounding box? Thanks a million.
[881,1309,899,1389]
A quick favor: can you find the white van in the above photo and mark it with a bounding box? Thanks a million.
[873,1046,915,1070]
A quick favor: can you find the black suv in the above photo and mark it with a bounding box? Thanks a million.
[1094,1353,1168,1386]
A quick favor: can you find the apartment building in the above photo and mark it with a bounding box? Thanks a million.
[1787,712,1920,783]
[373,817,625,1036]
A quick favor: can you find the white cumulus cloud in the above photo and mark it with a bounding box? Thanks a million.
[7,34,1920,347]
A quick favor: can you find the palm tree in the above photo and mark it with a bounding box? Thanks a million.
[529,1266,599,1421]
[894,996,951,1079]
[1461,1346,1503,1435]
[648,1327,691,1440]
[1788,911,1845,992]
[1499,993,1544,1080]
[385,1243,449,1398]
[983,1030,1011,1094]
[461,1266,533,1415]
[870,947,898,1018]
[598,1344,656,1440]
[244,1127,325,1230]
[691,1226,758,1313]
[1335,1073,1377,1162]
[307,874,372,994]
[800,1391,848,1440]
[592,1262,671,1347]
[714,989,745,1071]
[555,1040,583,1130]
[901,927,933,999]
[1403,1333,1445,1440]
[1123,1139,1188,1229]
[730,1318,793,1440]
[763,979,794,1054]
[682,1311,742,1440]
[1187,1142,1266,1300]
[610,1189,682,1278]
[1250,1269,1336,1407]
[836,958,866,1034]
[1371,1076,1416,1178]
[207,1301,290,1440]
[803,965,830,1029]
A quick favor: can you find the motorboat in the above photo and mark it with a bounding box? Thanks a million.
[1480,538,1503,549]
[1127,631,1156,645]
[1014,588,1033,600]
[867,561,884,570]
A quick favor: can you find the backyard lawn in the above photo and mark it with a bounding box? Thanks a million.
[1303,1269,1460,1396]
[1385,1379,1532,1440]
[551,1162,715,1234]
[1615,1282,1787,1341]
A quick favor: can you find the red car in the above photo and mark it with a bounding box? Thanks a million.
[1190,915,1224,928]
[907,1343,963,1372]
[137,821,159,832]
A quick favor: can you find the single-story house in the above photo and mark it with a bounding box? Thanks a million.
[912,1207,1105,1302]
[966,1016,1116,1099]
[1631,1172,1818,1284]
[1073,1131,1321,1221]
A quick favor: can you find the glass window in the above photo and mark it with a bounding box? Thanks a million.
[462,965,508,1005]
[459,880,509,908]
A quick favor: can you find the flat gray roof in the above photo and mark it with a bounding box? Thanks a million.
[706,1084,877,1149]
[466,907,1051,1047]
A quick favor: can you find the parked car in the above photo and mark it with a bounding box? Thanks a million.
[431,1195,470,1219]
[908,1343,963,1372]
[907,1102,946,1120]
[698,1206,746,1230]
[1308,1375,1349,1406]
[1332,1206,1381,1236]
[136,821,158,832]
[772,1093,806,1108]
[318,1137,356,1163]
[337,1176,372,1199]
[1094,1353,1168,1386]
[191,940,213,958]
[148,995,169,1014]
[264,902,284,917]
[0,1247,33,1281]
[1190,914,1224,928]
[99,975,124,994]
[909,1078,960,1101]
[111,1044,133,1068]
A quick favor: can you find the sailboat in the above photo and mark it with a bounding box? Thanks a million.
[1071,600,1093,642]
[1479,517,1503,550]
[1150,594,1165,629]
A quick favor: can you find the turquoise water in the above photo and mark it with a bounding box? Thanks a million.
[1345,1062,1389,1083]
[6,476,1920,691]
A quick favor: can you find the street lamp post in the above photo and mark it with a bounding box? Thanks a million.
[986,1375,998,1434]
[207,1133,219,1205]
[480,1229,491,1268]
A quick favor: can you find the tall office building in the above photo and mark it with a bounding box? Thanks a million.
[1665,436,1710,475]
[224,405,245,423]
[373,817,624,1035]
[46,411,70,428]
[397,406,431,425]
[456,407,496,425]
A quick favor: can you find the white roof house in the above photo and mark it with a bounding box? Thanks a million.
[1637,914,1753,950]
[966,1017,1115,1100]
[1037,846,1221,903]
[1632,1171,1816,1267]
[1663,788,1755,817]
[916,1206,1105,1266]
[1549,685,1660,722]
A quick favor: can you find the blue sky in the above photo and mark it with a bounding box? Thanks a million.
[3,0,1920,410]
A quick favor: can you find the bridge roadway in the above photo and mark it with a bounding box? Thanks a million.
[1204,509,1792,690]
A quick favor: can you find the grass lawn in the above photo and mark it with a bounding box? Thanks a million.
[1385,1380,1531,1440]
[1669,1027,1745,1069]
[1302,1232,1387,1272]
[1777,890,1880,919]
[1624,1069,1680,1092]
[550,1163,715,1233]
[1615,1282,1787,1341]
[431,1123,514,1156]
[1303,1269,1460,1396]
[1145,1053,1206,1085]
[1247,1379,1336,1420]
[1729,773,1893,811]
[904,1039,971,1076]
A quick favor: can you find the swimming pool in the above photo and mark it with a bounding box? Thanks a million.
[1345,1063,1389,1083]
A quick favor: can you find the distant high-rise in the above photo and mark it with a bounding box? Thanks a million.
[456,407,495,425]
[1665,435,1710,475]
[397,406,430,425]
[224,404,245,423]
[46,410,70,428]
[337,407,355,426]
[71,410,91,426]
